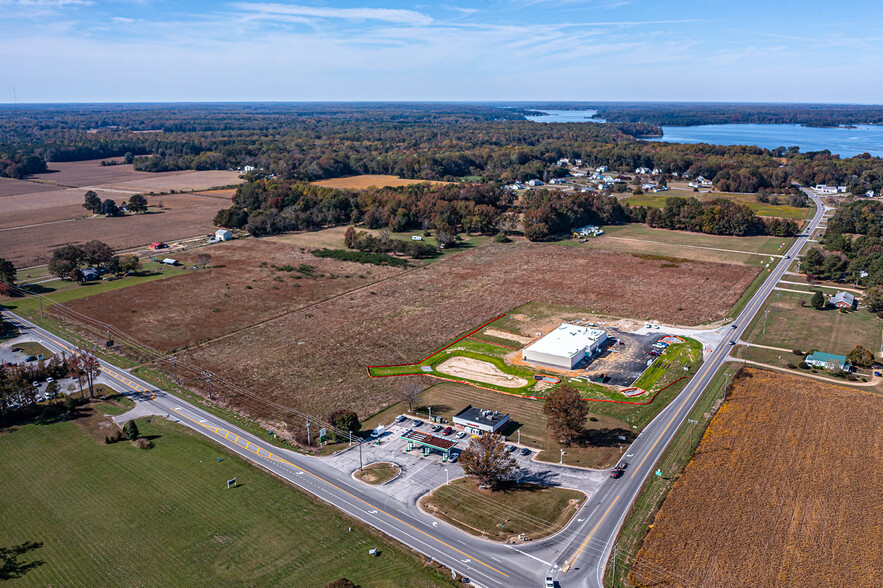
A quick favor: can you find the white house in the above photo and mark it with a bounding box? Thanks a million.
[242,165,256,173]
[526,179,544,187]
[595,165,608,173]
[556,158,570,166]
[641,183,657,191]
[522,324,608,370]
[813,184,848,194]
[635,167,650,175]
[214,229,233,241]
[573,224,604,237]
[866,190,876,198]
[549,178,567,185]
[651,168,663,175]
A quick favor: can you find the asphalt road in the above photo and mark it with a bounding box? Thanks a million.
[2,190,827,588]
[551,188,828,587]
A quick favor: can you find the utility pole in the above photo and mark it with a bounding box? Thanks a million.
[560,448,565,464]
[348,430,352,448]
[358,438,363,471]
[169,357,177,383]
[306,419,311,447]
[39,296,44,318]
[688,419,698,450]
[517,429,521,444]
[203,371,212,400]
[724,372,731,402]
[612,544,617,582]
[428,405,432,422]
[762,309,769,334]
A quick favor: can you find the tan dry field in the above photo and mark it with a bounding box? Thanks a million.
[69,240,756,423]
[66,238,404,349]
[436,356,528,388]
[311,174,450,189]
[0,160,243,266]
[629,368,882,588]
[1,193,231,267]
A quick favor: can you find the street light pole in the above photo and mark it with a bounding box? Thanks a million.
[560,449,565,464]
[306,420,311,447]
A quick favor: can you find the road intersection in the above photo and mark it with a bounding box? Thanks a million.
[2,191,826,587]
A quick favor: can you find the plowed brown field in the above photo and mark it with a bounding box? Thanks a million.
[69,241,756,421]
[629,368,882,588]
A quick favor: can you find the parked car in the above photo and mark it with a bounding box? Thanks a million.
[412,419,423,427]
[10,347,22,352]
[456,431,466,439]
[32,381,40,388]
[395,415,407,423]
[520,448,531,457]
[506,445,517,453]
[431,425,443,432]
[545,577,555,588]
[24,356,37,362]
[448,453,459,463]
[46,377,54,384]
[442,427,453,436]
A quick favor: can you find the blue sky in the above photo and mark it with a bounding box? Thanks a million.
[2,0,882,103]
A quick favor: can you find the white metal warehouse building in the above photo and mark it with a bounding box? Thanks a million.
[522,323,607,370]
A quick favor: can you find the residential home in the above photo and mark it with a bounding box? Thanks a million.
[526,179,544,187]
[804,351,849,371]
[830,291,855,309]
[651,168,663,175]
[635,167,650,175]
[595,165,608,173]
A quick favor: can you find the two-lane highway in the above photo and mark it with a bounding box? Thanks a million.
[3,190,827,587]
[555,188,828,587]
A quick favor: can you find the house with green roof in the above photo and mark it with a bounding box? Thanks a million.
[804,351,850,371]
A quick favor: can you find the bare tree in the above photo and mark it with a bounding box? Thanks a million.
[543,386,588,445]
[195,253,212,269]
[398,381,423,412]
[71,349,101,399]
[459,434,517,490]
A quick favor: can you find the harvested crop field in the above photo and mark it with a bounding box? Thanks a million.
[64,241,756,428]
[629,368,882,588]
[65,238,405,349]
[436,356,528,388]
[26,159,240,190]
[311,174,450,189]
[1,193,230,267]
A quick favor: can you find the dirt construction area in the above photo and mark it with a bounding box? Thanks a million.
[0,159,242,266]
[629,368,882,588]
[436,356,528,388]
[65,237,757,427]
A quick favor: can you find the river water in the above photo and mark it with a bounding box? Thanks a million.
[524,110,883,158]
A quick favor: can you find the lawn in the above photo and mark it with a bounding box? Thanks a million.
[354,462,400,485]
[0,414,452,587]
[419,478,584,542]
[742,290,882,357]
[624,189,815,220]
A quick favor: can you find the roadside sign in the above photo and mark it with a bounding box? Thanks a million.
[227,477,236,489]
[319,428,327,442]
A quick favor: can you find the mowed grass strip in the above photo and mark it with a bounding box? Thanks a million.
[354,462,400,485]
[420,478,584,541]
[0,417,452,587]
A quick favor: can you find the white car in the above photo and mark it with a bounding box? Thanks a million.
[456,431,466,439]
[32,381,40,388]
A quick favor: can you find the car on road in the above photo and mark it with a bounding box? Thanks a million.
[545,577,555,588]
[456,431,466,439]
[610,467,624,479]
[519,448,531,457]
[395,415,406,423]
[412,419,423,427]
[785,254,791,259]
[731,324,738,329]
[728,340,736,345]
[442,426,453,436]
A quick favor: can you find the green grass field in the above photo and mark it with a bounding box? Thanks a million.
[0,416,452,587]
[2,262,186,316]
[624,190,815,220]
[743,290,882,357]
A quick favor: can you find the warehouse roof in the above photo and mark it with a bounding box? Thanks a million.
[525,324,607,358]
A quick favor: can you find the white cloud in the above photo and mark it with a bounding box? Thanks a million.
[231,3,433,26]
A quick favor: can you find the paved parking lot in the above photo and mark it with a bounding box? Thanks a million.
[580,329,662,387]
[323,420,607,505]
